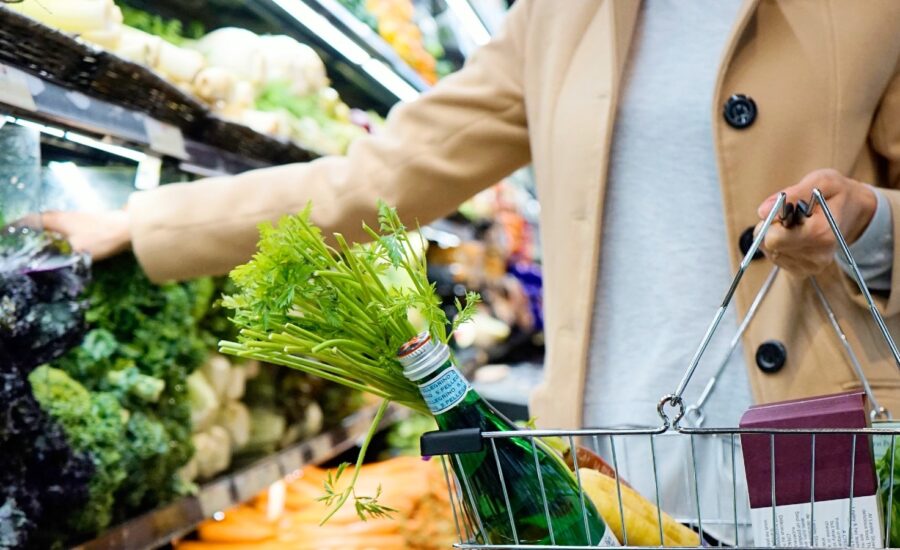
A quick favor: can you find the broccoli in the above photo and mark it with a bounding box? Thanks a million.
[0,369,94,550]
[28,366,128,537]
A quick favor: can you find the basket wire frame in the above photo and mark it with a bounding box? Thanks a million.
[426,190,900,549]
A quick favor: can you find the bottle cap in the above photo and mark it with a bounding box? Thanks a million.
[397,331,451,382]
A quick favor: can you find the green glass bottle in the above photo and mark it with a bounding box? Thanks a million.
[399,332,618,546]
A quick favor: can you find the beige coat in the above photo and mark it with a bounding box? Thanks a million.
[130,0,900,429]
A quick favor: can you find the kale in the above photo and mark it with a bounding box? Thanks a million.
[0,227,93,548]
[0,370,94,550]
[51,254,210,519]
[28,366,127,538]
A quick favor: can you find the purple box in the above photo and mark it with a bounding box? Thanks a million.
[740,391,877,506]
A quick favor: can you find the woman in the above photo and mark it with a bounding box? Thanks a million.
[44,0,900,542]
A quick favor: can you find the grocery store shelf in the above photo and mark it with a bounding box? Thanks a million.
[0,69,272,177]
[73,404,410,550]
[0,7,318,172]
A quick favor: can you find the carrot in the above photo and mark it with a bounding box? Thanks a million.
[176,541,283,550]
[196,520,276,543]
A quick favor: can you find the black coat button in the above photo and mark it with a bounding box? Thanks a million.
[723,94,757,129]
[739,226,764,260]
[756,340,787,373]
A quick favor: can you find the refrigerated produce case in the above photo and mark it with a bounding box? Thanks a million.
[0,1,548,548]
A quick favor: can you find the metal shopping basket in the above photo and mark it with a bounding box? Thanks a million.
[421,190,900,549]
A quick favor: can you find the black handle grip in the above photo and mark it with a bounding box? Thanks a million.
[420,428,483,457]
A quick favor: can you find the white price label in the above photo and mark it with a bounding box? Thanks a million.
[279,448,303,474]
[199,480,232,517]
[144,117,187,159]
[0,64,36,111]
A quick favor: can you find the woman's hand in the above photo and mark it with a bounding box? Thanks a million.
[37,209,132,260]
[755,169,877,277]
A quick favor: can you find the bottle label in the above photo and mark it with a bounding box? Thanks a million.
[598,527,620,546]
[419,364,470,414]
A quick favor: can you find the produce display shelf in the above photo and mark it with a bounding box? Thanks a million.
[73,404,410,550]
[0,6,318,171]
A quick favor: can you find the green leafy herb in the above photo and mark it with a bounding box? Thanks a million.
[220,201,478,521]
[120,6,204,45]
[877,438,900,546]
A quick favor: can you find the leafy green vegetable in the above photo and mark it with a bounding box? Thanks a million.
[220,201,478,519]
[877,439,900,547]
[51,254,210,519]
[120,6,204,45]
[28,366,127,537]
[221,202,474,411]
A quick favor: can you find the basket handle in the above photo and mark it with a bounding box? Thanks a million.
[660,189,900,428]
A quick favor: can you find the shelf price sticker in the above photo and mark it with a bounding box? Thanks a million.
[0,64,36,112]
[143,116,188,159]
[233,460,281,504]
[199,479,233,518]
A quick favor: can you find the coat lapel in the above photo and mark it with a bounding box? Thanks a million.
[532,0,639,428]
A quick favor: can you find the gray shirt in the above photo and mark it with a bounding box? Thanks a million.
[584,0,751,431]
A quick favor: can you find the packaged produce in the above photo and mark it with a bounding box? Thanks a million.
[740,392,881,548]
[0,227,89,371]
[0,226,97,548]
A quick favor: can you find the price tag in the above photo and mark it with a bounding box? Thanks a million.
[199,479,233,517]
[233,461,281,503]
[279,448,303,474]
[313,433,338,460]
[143,116,187,159]
[0,64,36,111]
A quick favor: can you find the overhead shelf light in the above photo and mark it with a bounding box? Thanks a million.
[6,116,66,139]
[445,0,491,46]
[64,131,147,163]
[270,0,370,64]
[361,59,420,102]
[270,0,421,101]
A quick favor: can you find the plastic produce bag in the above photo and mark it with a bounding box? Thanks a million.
[0,123,42,227]
[0,226,91,372]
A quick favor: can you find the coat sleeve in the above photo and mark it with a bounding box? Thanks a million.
[128,1,532,283]
[841,58,900,315]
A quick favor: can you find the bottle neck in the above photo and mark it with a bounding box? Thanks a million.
[413,356,474,417]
